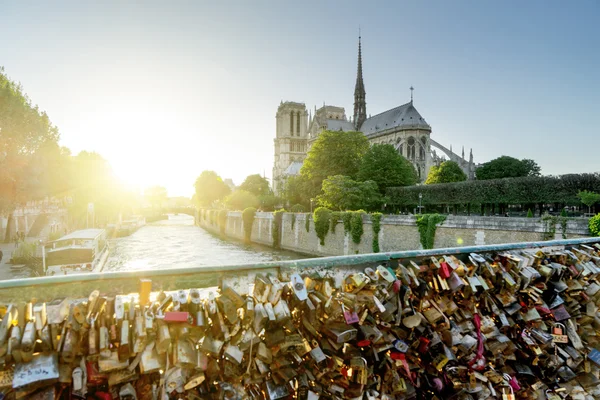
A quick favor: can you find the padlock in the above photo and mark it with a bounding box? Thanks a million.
[341,301,359,324]
[551,322,568,343]
[156,320,170,355]
[175,339,197,367]
[501,386,515,400]
[324,322,357,343]
[350,357,368,385]
[88,318,98,355]
[119,317,130,362]
[290,273,308,301]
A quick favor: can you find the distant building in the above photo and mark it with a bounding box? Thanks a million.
[273,36,476,194]
[223,179,236,191]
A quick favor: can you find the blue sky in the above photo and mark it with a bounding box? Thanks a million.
[1,1,598,196]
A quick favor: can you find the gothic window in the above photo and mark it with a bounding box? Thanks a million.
[297,111,300,134]
[419,137,426,160]
[290,111,294,135]
[398,144,403,156]
[407,136,416,160]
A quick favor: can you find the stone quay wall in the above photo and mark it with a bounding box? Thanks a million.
[197,211,590,257]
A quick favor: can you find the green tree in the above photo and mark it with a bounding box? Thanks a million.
[258,194,281,211]
[317,175,383,211]
[425,161,467,184]
[476,156,541,180]
[0,67,61,232]
[239,174,271,197]
[577,190,600,214]
[224,190,260,211]
[194,171,231,207]
[281,175,310,208]
[144,186,168,209]
[358,144,417,193]
[300,130,369,196]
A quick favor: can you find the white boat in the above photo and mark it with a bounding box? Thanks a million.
[43,229,109,276]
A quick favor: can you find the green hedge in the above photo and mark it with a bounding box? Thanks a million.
[272,209,285,248]
[313,207,332,246]
[242,207,256,242]
[387,173,600,207]
[590,214,600,237]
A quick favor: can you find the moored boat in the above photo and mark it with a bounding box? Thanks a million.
[43,229,109,276]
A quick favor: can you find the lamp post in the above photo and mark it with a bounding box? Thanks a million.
[310,199,314,213]
[419,193,423,214]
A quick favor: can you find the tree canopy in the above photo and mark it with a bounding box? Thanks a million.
[281,175,310,208]
[300,130,369,195]
[144,186,168,209]
[224,190,260,211]
[476,156,541,180]
[317,175,383,211]
[194,170,231,207]
[358,144,417,193]
[578,190,600,213]
[239,174,271,197]
[0,67,62,214]
[425,161,467,184]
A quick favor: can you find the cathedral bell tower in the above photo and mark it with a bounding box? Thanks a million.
[353,35,367,130]
[272,102,308,194]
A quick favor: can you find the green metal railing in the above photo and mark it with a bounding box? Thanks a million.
[0,237,599,303]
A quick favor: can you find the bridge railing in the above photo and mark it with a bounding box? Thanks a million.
[0,237,599,303]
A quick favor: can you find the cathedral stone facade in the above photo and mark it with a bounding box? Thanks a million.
[273,37,475,194]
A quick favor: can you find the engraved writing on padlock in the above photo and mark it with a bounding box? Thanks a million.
[551,323,569,343]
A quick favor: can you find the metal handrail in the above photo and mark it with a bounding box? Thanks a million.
[0,237,598,302]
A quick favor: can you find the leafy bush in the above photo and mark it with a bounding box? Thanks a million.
[527,209,533,218]
[589,214,600,237]
[290,204,305,213]
[342,212,352,235]
[313,207,332,246]
[330,211,342,234]
[371,212,383,253]
[272,209,285,248]
[242,207,256,242]
[218,210,228,234]
[350,210,366,244]
[416,214,446,249]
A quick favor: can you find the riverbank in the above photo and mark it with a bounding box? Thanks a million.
[197,210,590,256]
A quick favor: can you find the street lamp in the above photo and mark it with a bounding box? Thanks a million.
[418,193,423,214]
[310,198,314,213]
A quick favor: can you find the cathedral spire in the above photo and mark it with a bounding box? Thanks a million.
[353,33,366,130]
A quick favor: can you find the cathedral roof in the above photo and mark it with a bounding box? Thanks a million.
[360,102,431,136]
[283,161,303,176]
[326,119,355,132]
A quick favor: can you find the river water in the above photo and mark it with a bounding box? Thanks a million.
[103,214,306,272]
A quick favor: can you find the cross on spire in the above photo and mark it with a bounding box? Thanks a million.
[410,86,414,102]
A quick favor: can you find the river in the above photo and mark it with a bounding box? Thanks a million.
[103,214,306,272]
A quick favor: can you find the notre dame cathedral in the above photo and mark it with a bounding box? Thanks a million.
[272,36,476,194]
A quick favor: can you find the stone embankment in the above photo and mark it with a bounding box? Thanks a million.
[197,211,590,257]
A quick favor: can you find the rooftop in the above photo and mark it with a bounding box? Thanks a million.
[360,102,431,135]
[52,229,105,242]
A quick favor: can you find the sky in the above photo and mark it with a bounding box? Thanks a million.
[0,1,598,197]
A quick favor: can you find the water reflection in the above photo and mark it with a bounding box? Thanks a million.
[104,214,306,272]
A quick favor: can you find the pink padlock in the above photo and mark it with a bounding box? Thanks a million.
[392,280,402,293]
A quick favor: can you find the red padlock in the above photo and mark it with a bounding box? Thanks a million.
[417,337,430,353]
[439,262,451,279]
[163,311,191,323]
